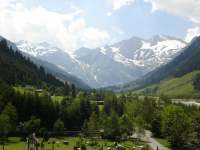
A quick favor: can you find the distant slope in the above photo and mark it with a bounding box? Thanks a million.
[130,71,200,98]
[21,51,91,89]
[117,36,200,92]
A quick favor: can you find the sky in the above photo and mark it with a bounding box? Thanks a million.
[0,0,200,53]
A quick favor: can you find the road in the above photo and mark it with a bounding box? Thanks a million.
[131,130,169,150]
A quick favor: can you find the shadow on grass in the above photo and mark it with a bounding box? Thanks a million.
[0,140,20,145]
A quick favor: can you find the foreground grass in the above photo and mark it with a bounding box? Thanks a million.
[0,137,153,150]
[0,137,26,150]
[152,137,177,150]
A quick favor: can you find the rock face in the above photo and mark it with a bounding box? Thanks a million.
[16,35,188,88]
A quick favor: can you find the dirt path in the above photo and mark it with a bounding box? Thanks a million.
[131,130,169,150]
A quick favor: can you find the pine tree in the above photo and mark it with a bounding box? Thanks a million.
[63,81,70,97]
[71,84,76,99]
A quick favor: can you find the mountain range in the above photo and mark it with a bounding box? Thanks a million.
[16,35,188,88]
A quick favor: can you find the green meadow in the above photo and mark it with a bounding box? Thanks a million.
[131,70,200,98]
[1,137,153,150]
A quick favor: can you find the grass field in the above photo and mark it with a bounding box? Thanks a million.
[52,96,64,102]
[0,137,153,150]
[0,137,27,150]
[13,85,42,96]
[131,70,200,97]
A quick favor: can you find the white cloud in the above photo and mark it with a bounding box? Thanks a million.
[107,12,112,16]
[0,2,110,52]
[81,28,110,48]
[111,38,117,43]
[144,0,200,23]
[0,0,17,9]
[185,27,200,43]
[66,1,78,10]
[108,0,134,10]
[112,26,125,34]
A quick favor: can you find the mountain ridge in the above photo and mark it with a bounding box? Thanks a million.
[16,35,188,88]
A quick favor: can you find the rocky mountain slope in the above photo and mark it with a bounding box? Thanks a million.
[16,35,188,88]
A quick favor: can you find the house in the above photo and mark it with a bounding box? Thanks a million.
[35,89,43,93]
[95,101,104,105]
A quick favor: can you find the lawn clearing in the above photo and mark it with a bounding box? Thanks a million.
[1,137,153,150]
[52,96,64,102]
[0,137,27,150]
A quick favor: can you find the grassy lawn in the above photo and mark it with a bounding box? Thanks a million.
[152,137,177,150]
[0,137,27,150]
[1,137,153,150]
[52,96,64,102]
[99,105,103,111]
[13,85,43,96]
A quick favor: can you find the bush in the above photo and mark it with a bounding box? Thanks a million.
[81,144,87,150]
[43,128,49,141]
[116,136,121,143]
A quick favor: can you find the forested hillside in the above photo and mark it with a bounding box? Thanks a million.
[0,38,64,88]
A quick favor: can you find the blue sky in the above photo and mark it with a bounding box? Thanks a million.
[0,0,200,53]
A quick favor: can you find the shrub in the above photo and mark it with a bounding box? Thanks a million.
[81,144,87,150]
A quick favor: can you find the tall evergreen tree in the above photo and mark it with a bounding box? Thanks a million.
[63,81,70,97]
[71,84,76,99]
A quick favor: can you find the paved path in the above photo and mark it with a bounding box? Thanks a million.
[131,130,169,150]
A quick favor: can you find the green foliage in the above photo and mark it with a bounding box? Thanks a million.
[120,114,133,135]
[116,136,121,143]
[78,133,84,146]
[81,119,88,132]
[54,118,66,134]
[63,81,70,97]
[81,144,87,150]
[88,112,100,132]
[2,102,18,134]
[161,104,188,146]
[134,115,145,141]
[0,113,10,135]
[108,111,121,138]
[71,84,76,99]
[43,127,49,141]
[181,111,200,149]
[18,116,41,138]
[150,114,162,137]
[141,95,157,127]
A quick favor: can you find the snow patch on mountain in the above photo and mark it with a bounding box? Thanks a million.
[100,46,107,55]
[141,40,186,55]
[58,65,65,69]
[111,47,120,52]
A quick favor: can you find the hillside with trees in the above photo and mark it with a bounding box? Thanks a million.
[0,38,64,88]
